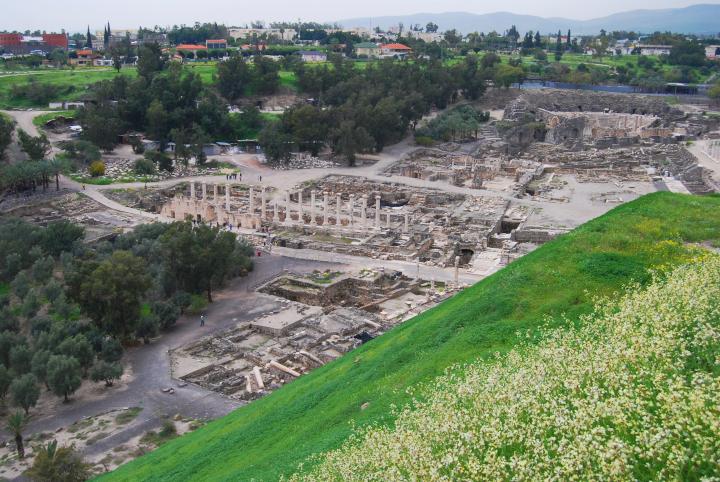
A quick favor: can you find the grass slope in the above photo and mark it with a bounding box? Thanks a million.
[103,192,720,481]
[295,256,720,480]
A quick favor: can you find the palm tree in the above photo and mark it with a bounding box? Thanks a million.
[26,440,91,481]
[48,158,64,191]
[6,411,27,459]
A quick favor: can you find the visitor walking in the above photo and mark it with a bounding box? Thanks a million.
[200,314,205,327]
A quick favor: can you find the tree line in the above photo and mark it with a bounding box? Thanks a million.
[0,218,253,417]
[257,54,522,164]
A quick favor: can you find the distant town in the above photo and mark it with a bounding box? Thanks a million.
[1,22,719,84]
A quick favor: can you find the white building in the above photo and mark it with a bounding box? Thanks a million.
[637,44,672,56]
[706,45,720,59]
[298,50,327,62]
[405,31,443,43]
[228,28,297,42]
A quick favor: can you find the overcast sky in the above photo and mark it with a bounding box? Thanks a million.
[1,0,715,33]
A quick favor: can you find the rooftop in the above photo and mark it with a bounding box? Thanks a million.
[381,43,412,50]
[355,42,379,49]
[176,44,207,50]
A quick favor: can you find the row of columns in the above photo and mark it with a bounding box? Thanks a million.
[249,188,411,232]
[187,182,413,233]
[189,181,231,207]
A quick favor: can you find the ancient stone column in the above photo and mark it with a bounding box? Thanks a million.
[335,193,342,227]
[386,212,391,228]
[454,256,460,289]
[360,195,367,227]
[249,186,255,213]
[310,191,316,225]
[190,182,195,199]
[261,187,267,219]
[201,182,207,200]
[430,277,435,292]
[348,194,355,227]
[213,184,218,203]
[273,200,279,222]
[375,195,381,229]
[225,184,230,211]
[404,213,409,233]
[284,191,291,225]
[323,192,329,225]
[298,191,304,224]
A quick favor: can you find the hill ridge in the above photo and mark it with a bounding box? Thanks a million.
[336,4,720,34]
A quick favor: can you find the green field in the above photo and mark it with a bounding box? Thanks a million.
[279,70,298,90]
[0,68,137,109]
[480,51,713,83]
[0,64,300,109]
[102,192,720,481]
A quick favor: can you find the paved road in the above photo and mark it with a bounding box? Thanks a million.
[271,246,495,284]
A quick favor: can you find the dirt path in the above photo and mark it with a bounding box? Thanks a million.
[1,110,54,163]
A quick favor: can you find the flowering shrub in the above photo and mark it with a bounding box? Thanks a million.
[293,255,720,480]
[88,160,105,177]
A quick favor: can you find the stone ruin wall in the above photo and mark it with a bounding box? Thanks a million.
[505,89,684,120]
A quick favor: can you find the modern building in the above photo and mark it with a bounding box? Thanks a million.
[41,33,68,50]
[637,44,672,56]
[0,33,23,49]
[139,32,168,46]
[228,28,297,42]
[405,31,443,43]
[354,42,380,58]
[0,32,68,54]
[380,43,412,58]
[706,45,720,59]
[206,39,228,50]
[176,44,208,55]
[91,39,105,51]
[71,49,99,66]
[298,50,327,62]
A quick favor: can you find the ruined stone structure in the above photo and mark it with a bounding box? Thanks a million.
[172,269,452,402]
[504,89,684,120]
[161,180,414,234]
[160,182,262,229]
[389,149,543,194]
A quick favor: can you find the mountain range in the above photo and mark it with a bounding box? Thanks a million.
[336,4,720,35]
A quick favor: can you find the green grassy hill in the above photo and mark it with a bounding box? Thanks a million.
[103,192,720,481]
[294,254,720,480]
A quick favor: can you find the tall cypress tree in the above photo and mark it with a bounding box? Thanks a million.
[104,23,109,48]
[566,29,571,50]
[86,26,92,50]
[555,30,563,61]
